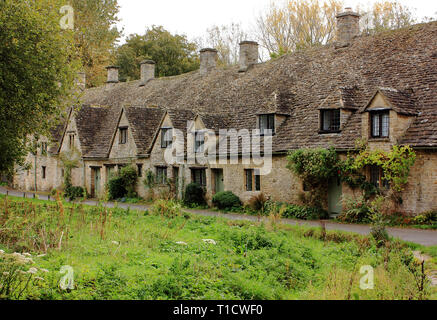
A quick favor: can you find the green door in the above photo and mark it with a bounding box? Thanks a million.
[214,169,224,194]
[94,168,101,198]
[328,176,342,215]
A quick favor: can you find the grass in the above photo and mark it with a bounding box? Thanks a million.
[0,194,435,300]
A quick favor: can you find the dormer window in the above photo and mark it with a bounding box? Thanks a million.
[259,114,275,135]
[320,109,340,133]
[194,131,205,153]
[370,111,389,138]
[161,128,173,148]
[119,127,128,144]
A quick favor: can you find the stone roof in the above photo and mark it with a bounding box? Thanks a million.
[124,106,165,155]
[66,22,437,157]
[75,105,120,158]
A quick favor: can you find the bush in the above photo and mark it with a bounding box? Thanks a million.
[265,201,328,220]
[108,176,126,200]
[338,195,372,223]
[212,191,242,211]
[247,193,268,212]
[65,186,85,201]
[183,183,205,206]
[108,165,139,200]
[119,166,138,198]
[151,199,182,219]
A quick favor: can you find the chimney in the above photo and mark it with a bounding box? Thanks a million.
[75,72,86,90]
[199,48,218,75]
[239,41,258,72]
[106,65,119,83]
[336,7,360,46]
[140,60,155,86]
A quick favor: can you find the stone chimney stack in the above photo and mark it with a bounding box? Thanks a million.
[140,60,155,86]
[239,41,259,72]
[75,72,86,90]
[106,66,119,83]
[199,48,218,75]
[336,7,360,46]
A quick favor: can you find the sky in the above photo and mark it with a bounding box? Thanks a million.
[116,0,437,44]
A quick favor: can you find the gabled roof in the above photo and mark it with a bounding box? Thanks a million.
[124,106,165,155]
[362,88,419,116]
[52,21,437,155]
[74,105,120,158]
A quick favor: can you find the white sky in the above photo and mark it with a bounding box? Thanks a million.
[116,0,437,44]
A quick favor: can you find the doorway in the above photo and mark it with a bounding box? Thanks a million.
[212,169,224,194]
[91,167,101,198]
[328,176,342,216]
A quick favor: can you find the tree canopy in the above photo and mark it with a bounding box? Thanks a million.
[69,0,121,87]
[116,26,199,81]
[0,0,79,174]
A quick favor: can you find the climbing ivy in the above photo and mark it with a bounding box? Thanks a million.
[286,144,417,205]
[344,145,416,193]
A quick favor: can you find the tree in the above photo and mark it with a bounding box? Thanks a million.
[359,1,417,35]
[116,26,199,81]
[69,0,121,87]
[0,0,79,175]
[201,23,248,66]
[255,0,343,58]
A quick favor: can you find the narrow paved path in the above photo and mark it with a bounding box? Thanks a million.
[1,186,436,246]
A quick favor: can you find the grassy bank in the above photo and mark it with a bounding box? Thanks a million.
[0,195,435,300]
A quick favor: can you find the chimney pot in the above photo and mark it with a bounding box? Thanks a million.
[106,66,119,83]
[336,8,360,45]
[140,60,155,86]
[199,48,218,75]
[239,41,258,72]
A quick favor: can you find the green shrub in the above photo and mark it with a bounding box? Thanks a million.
[338,195,372,223]
[247,193,268,212]
[107,165,139,200]
[65,186,85,201]
[108,176,126,200]
[413,211,437,226]
[265,201,328,220]
[183,183,205,206]
[119,166,138,198]
[212,191,242,211]
[151,199,182,219]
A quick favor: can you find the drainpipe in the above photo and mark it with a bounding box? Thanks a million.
[34,153,37,192]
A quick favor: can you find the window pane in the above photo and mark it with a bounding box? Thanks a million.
[245,169,253,191]
[331,110,340,131]
[323,111,331,131]
[195,132,204,152]
[370,165,380,188]
[372,114,380,137]
[254,170,261,191]
[381,113,389,137]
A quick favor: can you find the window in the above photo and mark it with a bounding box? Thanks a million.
[119,127,128,144]
[191,168,206,187]
[156,167,167,184]
[194,131,205,153]
[69,134,74,149]
[106,165,115,180]
[371,111,390,138]
[41,142,47,155]
[370,165,389,189]
[161,128,173,148]
[42,166,46,179]
[245,169,261,191]
[259,114,275,135]
[61,169,64,178]
[137,164,143,177]
[320,109,341,132]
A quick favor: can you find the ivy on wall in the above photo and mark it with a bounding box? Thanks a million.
[287,144,416,206]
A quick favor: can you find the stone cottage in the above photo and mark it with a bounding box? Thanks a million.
[13,9,437,215]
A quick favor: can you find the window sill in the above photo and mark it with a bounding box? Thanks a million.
[369,137,390,142]
[318,130,341,134]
